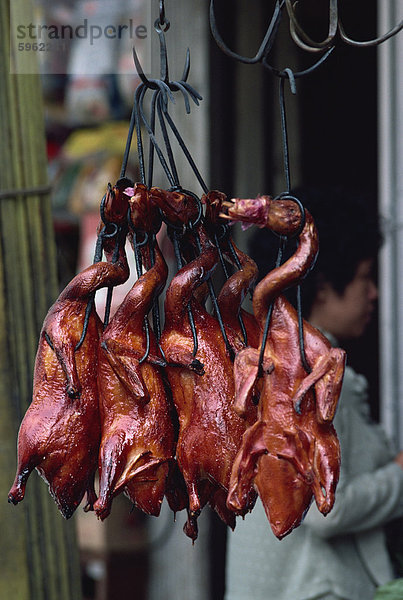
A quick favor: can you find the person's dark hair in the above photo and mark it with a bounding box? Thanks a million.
[248,185,383,317]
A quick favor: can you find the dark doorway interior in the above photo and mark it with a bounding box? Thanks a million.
[208,2,379,599]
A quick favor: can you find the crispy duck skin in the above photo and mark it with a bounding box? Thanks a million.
[217,239,260,351]
[8,189,130,518]
[221,194,303,236]
[225,197,346,539]
[94,184,179,520]
[150,188,256,541]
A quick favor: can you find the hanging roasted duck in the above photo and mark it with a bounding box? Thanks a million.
[223,195,346,539]
[8,180,131,518]
[149,187,257,541]
[94,183,182,520]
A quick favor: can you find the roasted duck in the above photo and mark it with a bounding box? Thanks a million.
[224,195,346,539]
[94,183,179,520]
[150,188,256,541]
[8,181,130,518]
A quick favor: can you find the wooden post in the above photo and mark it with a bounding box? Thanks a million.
[0,1,82,598]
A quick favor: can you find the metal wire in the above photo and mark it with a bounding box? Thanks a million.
[148,233,165,354]
[257,236,285,377]
[125,3,206,195]
[147,90,159,189]
[158,96,208,194]
[263,46,335,84]
[209,0,285,64]
[208,1,401,391]
[279,77,291,193]
[103,234,122,328]
[286,0,403,52]
[132,230,151,364]
[286,0,338,51]
[123,1,248,362]
[296,283,311,375]
[214,230,248,347]
[210,0,403,58]
[171,228,199,358]
[124,79,203,195]
[75,220,121,352]
[192,228,235,360]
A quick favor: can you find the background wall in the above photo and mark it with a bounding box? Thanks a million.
[378,0,403,446]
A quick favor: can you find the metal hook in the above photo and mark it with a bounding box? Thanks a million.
[138,89,177,188]
[147,90,159,189]
[181,48,191,83]
[125,80,204,193]
[76,219,122,350]
[159,190,203,232]
[132,43,193,93]
[286,0,338,52]
[262,46,334,83]
[158,0,168,31]
[273,193,306,238]
[100,183,114,225]
[287,0,403,51]
[209,0,285,64]
[338,15,403,48]
[132,8,191,94]
[155,17,170,83]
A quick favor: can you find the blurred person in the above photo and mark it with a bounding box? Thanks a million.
[225,186,403,600]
